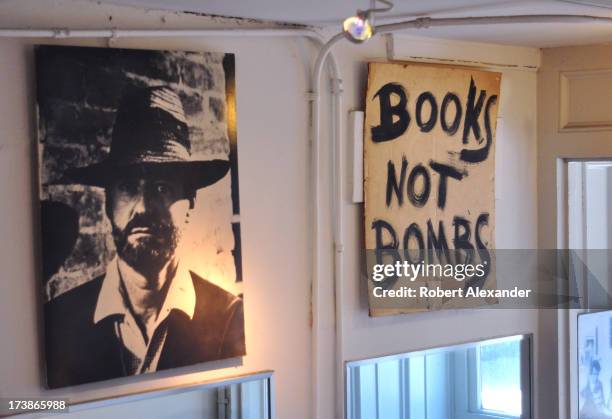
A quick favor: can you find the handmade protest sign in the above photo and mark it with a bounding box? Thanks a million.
[364,62,501,316]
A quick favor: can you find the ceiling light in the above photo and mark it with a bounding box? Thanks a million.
[343,12,373,43]
[343,0,394,43]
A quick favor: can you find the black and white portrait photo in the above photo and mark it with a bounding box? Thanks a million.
[36,45,245,388]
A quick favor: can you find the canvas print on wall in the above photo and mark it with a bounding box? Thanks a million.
[36,45,245,388]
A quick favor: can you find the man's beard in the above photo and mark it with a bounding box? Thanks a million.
[112,212,180,277]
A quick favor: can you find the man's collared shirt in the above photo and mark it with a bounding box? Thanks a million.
[93,257,196,375]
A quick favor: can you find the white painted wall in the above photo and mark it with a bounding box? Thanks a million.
[0,1,544,418]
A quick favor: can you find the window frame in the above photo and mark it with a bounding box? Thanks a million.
[346,334,532,419]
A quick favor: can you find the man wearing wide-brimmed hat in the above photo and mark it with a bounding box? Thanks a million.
[44,85,246,388]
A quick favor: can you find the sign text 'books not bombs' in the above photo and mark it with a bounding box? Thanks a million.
[364,62,501,315]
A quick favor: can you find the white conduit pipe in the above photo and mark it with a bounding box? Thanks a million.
[309,31,344,419]
[332,69,345,419]
[0,28,317,38]
[377,14,612,33]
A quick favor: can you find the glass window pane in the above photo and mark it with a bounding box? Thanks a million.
[346,335,530,419]
[479,339,522,416]
[358,363,377,418]
[408,356,426,419]
[377,360,401,419]
[426,353,450,419]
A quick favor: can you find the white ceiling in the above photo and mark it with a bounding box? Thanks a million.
[99,0,612,47]
[100,0,529,24]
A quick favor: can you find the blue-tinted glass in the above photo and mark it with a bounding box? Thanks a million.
[377,360,401,419]
[479,340,522,416]
[358,363,377,418]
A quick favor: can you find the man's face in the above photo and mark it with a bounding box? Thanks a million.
[106,173,191,277]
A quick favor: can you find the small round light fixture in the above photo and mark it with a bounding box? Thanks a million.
[343,12,373,43]
[342,0,393,43]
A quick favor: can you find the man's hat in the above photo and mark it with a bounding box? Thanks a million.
[62,85,229,190]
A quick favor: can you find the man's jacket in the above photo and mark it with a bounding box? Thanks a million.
[44,271,245,388]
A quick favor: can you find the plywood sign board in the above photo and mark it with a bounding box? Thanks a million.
[364,62,500,316]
